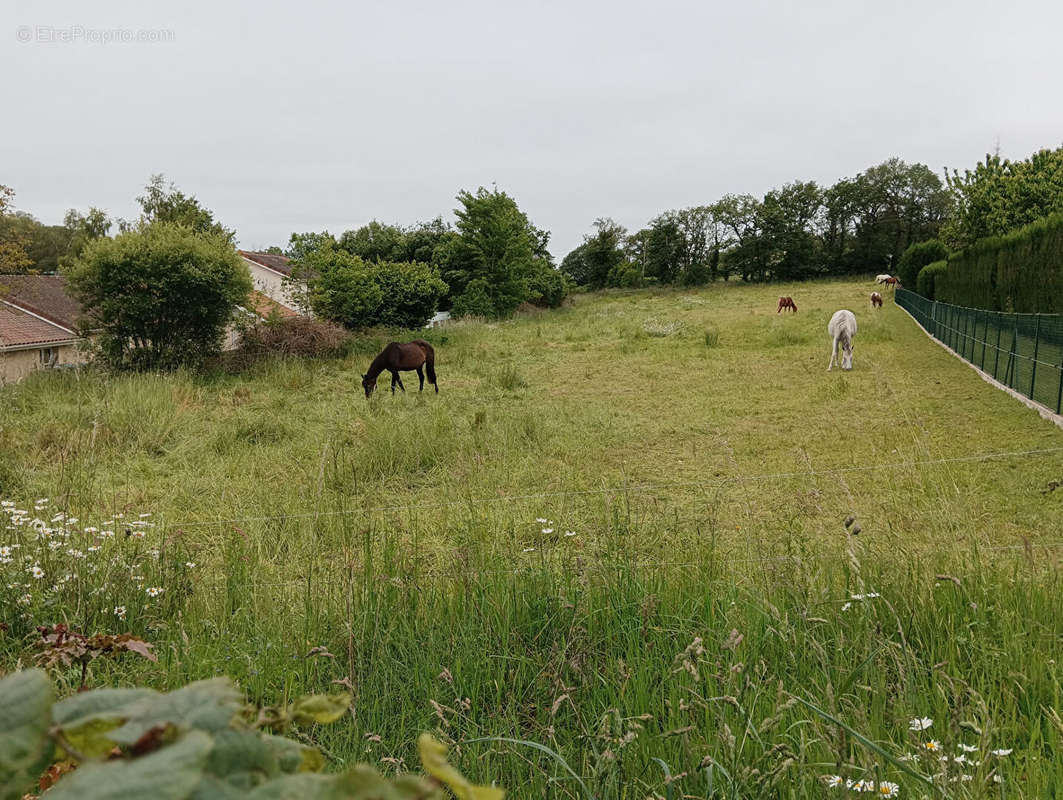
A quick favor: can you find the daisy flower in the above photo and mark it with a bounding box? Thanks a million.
[146,586,164,598]
[541,528,554,534]
[909,717,933,731]
[923,740,940,752]
[29,565,44,579]
[114,606,127,619]
[991,748,1012,756]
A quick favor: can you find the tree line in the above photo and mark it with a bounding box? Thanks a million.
[562,158,951,288]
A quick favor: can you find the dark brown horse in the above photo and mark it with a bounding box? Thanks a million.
[362,340,438,398]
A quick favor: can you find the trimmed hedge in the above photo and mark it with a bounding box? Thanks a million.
[916,260,948,300]
[897,239,948,288]
[930,212,1063,312]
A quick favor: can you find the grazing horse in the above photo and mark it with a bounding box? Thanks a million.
[875,274,892,285]
[870,291,883,308]
[362,340,438,398]
[777,296,797,313]
[827,310,857,371]
[883,276,900,289]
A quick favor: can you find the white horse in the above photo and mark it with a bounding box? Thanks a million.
[875,274,892,285]
[827,310,857,371]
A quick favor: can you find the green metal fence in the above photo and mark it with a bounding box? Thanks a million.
[896,288,1063,415]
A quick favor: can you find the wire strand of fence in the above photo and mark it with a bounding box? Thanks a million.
[159,444,1063,530]
[928,319,1062,370]
[185,539,1063,590]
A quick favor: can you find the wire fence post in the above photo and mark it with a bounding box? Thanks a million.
[1029,314,1041,402]
[993,315,1003,379]
[1005,321,1018,389]
[965,308,973,359]
[980,310,988,370]
[1056,342,1063,415]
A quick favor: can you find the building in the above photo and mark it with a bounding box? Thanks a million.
[0,275,87,384]
[239,251,306,314]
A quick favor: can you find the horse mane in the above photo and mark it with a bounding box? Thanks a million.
[364,347,393,380]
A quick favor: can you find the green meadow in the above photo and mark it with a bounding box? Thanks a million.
[2,277,1062,798]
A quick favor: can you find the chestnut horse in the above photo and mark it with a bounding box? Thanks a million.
[777,296,797,313]
[362,340,438,398]
[883,277,900,289]
[870,291,883,308]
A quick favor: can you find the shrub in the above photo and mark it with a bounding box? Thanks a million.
[233,316,349,367]
[0,669,502,800]
[451,278,496,318]
[298,247,447,330]
[606,261,643,288]
[299,247,383,329]
[370,260,448,328]
[916,259,948,300]
[525,263,568,308]
[897,238,948,288]
[66,223,251,370]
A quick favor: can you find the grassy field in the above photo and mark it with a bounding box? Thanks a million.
[2,277,1062,798]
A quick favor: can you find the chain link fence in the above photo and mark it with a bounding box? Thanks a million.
[896,288,1063,414]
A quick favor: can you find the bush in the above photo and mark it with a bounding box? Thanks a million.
[916,259,948,300]
[66,223,251,370]
[298,246,447,330]
[451,278,496,318]
[0,669,502,800]
[897,238,948,288]
[606,261,643,288]
[233,316,349,367]
[370,260,448,327]
[526,263,568,308]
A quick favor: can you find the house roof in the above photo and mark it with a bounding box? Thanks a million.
[0,303,78,350]
[249,291,299,319]
[0,275,82,330]
[239,250,293,277]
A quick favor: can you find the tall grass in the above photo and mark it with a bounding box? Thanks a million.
[2,278,1062,796]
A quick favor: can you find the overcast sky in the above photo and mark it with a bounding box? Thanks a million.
[3,0,1062,258]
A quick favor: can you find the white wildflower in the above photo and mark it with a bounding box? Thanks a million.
[185,561,196,569]
[146,586,164,598]
[958,743,977,752]
[541,528,554,534]
[114,605,127,619]
[991,748,1012,756]
[29,565,44,579]
[18,593,32,604]
[522,547,535,553]
[564,530,576,537]
[909,717,933,731]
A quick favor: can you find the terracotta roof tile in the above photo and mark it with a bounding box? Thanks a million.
[239,250,293,277]
[0,304,78,349]
[249,291,299,319]
[0,275,82,330]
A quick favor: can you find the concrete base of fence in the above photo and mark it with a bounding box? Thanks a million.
[896,303,1063,432]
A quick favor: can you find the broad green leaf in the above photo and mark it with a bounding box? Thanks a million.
[205,729,280,788]
[46,730,213,800]
[53,688,159,727]
[261,733,325,773]
[418,734,504,800]
[60,716,124,759]
[106,678,242,745]
[0,668,56,800]
[290,692,351,726]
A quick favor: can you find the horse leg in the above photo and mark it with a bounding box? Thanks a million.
[390,372,397,394]
[417,366,424,392]
[396,373,406,393]
[828,338,837,371]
